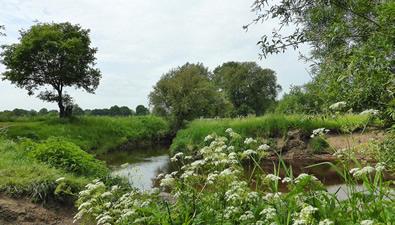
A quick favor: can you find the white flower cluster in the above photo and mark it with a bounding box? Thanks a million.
[349,163,385,178]
[360,109,379,116]
[311,128,330,138]
[329,101,347,111]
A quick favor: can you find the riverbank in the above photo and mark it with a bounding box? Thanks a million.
[170,114,379,155]
[1,115,170,154]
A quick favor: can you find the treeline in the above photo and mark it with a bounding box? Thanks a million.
[0,105,150,118]
[149,62,281,128]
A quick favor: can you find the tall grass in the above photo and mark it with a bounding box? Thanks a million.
[1,115,170,154]
[170,114,373,154]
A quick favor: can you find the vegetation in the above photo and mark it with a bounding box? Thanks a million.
[213,61,281,116]
[27,137,108,177]
[74,129,395,225]
[149,63,230,128]
[135,105,150,116]
[1,115,170,154]
[170,114,373,155]
[248,0,395,122]
[1,22,101,118]
[0,137,90,203]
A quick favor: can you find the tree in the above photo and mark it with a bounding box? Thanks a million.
[119,106,133,116]
[135,105,150,116]
[213,62,281,116]
[247,0,394,115]
[1,22,101,118]
[38,108,48,115]
[0,25,5,37]
[149,63,229,128]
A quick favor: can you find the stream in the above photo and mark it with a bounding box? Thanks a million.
[103,147,383,200]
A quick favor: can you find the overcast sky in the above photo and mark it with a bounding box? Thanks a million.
[0,0,311,111]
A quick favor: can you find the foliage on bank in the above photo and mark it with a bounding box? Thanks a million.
[170,114,374,155]
[74,128,395,225]
[2,115,170,154]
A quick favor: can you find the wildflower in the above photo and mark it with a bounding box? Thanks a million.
[111,185,119,191]
[360,109,379,116]
[318,219,334,225]
[170,152,184,162]
[293,219,306,225]
[350,166,375,178]
[100,192,112,198]
[311,128,329,138]
[258,144,270,151]
[360,220,374,225]
[55,177,66,183]
[295,173,318,183]
[160,174,175,187]
[207,172,218,184]
[260,207,276,220]
[190,159,206,168]
[227,146,235,151]
[375,162,385,172]
[264,174,281,183]
[241,149,257,158]
[329,101,347,111]
[282,177,293,183]
[244,137,257,145]
[78,202,92,211]
[225,128,233,133]
[224,206,240,219]
[204,134,214,142]
[239,210,254,221]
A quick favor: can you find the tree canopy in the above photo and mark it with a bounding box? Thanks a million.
[1,22,101,117]
[149,63,230,128]
[135,105,150,116]
[249,0,395,120]
[213,62,281,116]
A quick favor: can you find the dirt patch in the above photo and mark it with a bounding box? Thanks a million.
[0,194,77,225]
[326,130,385,150]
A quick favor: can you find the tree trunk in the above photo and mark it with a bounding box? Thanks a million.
[58,101,66,118]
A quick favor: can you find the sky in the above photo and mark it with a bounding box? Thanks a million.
[0,0,311,111]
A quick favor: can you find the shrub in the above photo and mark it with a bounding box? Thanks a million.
[27,137,108,177]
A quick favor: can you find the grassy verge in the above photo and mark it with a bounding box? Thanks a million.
[1,115,170,154]
[0,137,90,203]
[170,114,376,154]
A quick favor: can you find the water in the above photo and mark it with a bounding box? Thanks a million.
[101,146,170,191]
[102,147,391,199]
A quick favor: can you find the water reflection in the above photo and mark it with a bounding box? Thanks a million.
[111,154,169,190]
[101,146,170,191]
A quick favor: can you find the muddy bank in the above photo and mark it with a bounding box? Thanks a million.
[0,194,76,225]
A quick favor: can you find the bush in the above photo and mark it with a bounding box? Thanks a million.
[27,137,108,177]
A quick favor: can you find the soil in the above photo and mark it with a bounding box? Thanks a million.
[0,194,77,225]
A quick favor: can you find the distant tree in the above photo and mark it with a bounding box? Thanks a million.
[275,84,322,114]
[38,108,49,115]
[72,104,84,116]
[1,22,101,118]
[135,105,150,116]
[108,105,121,116]
[213,62,281,116]
[119,106,133,116]
[149,63,228,128]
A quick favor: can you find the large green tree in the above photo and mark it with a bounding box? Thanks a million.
[248,0,394,118]
[1,22,101,117]
[135,105,150,116]
[149,63,230,128]
[213,62,281,116]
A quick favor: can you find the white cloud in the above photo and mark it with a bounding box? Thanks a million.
[0,0,311,110]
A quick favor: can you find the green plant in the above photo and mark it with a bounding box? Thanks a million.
[75,129,395,224]
[27,137,108,177]
[309,137,329,154]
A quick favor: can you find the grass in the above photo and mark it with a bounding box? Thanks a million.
[170,114,375,154]
[0,137,90,203]
[1,115,170,154]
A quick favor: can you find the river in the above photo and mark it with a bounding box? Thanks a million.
[103,147,383,200]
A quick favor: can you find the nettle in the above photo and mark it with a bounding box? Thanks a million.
[74,128,394,225]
